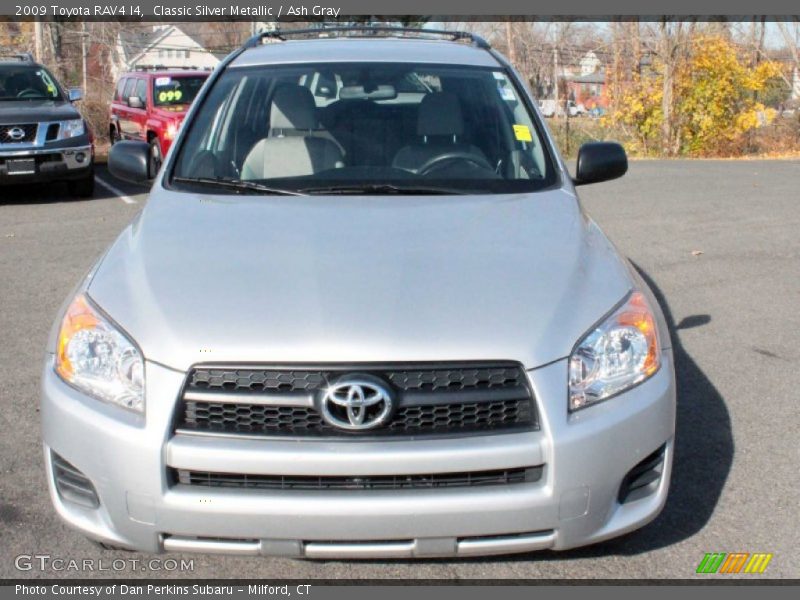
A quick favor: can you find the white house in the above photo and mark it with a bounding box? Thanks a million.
[114,25,223,77]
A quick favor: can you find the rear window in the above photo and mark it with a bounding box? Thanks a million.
[172,62,557,195]
[114,78,127,101]
[133,79,147,104]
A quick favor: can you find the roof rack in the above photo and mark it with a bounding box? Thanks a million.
[244,26,491,50]
[0,52,35,63]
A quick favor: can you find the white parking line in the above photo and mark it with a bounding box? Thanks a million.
[94,175,138,205]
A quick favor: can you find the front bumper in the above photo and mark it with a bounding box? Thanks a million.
[41,353,675,558]
[0,144,93,184]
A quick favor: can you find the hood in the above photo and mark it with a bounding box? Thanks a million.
[88,188,633,372]
[0,99,80,123]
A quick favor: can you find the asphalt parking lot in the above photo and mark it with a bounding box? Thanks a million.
[1,160,798,579]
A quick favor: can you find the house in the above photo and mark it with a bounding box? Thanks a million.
[114,25,225,77]
[565,51,609,110]
[567,70,609,110]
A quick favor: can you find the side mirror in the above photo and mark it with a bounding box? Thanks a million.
[574,142,628,185]
[127,96,145,109]
[108,141,151,184]
[67,88,83,102]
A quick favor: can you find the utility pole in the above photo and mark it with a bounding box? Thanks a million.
[552,45,559,105]
[34,21,44,62]
[505,21,516,66]
[81,22,88,93]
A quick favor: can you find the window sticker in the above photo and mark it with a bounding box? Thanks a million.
[513,124,533,142]
[492,71,505,80]
[158,90,183,103]
[155,77,171,86]
[499,87,516,101]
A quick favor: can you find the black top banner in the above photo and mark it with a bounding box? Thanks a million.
[2,0,799,18]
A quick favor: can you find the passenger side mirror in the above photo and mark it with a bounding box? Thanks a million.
[574,142,628,186]
[67,88,83,102]
[108,141,151,184]
[127,96,145,109]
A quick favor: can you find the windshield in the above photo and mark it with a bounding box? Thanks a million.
[171,62,556,195]
[153,75,206,108]
[0,65,62,101]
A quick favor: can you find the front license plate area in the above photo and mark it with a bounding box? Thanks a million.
[6,158,36,174]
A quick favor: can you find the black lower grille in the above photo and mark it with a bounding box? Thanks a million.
[51,452,99,508]
[172,466,542,491]
[176,362,537,438]
[0,123,37,143]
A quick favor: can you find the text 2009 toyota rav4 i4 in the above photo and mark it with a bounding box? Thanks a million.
[42,28,675,558]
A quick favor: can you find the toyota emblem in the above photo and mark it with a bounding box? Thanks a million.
[7,127,26,141]
[319,375,394,431]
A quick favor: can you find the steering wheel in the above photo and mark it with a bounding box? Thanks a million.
[16,89,41,99]
[417,152,493,176]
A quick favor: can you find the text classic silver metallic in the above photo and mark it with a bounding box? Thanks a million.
[41,28,676,559]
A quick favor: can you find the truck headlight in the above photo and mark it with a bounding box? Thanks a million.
[55,294,144,413]
[568,291,660,411]
[59,119,85,140]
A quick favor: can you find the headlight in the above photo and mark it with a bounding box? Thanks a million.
[55,294,144,413]
[568,291,660,411]
[59,119,85,140]
[164,121,178,140]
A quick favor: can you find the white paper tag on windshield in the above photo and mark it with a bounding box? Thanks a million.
[499,87,516,101]
[155,77,171,86]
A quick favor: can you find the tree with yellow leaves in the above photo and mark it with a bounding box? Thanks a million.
[609,34,782,157]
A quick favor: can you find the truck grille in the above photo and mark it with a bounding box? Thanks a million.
[175,363,537,438]
[172,466,542,491]
[0,123,37,143]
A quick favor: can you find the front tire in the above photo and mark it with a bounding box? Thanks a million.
[68,169,95,199]
[148,138,162,179]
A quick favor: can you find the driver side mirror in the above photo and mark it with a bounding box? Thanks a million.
[127,96,145,110]
[108,141,152,185]
[67,88,83,102]
[574,142,628,186]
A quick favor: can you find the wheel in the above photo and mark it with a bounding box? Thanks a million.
[148,138,162,178]
[68,170,95,198]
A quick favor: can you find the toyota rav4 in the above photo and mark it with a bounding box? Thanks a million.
[42,27,676,558]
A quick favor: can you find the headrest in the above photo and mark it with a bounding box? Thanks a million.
[270,84,318,131]
[417,92,464,137]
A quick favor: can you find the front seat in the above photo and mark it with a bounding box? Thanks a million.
[392,92,488,173]
[242,84,344,180]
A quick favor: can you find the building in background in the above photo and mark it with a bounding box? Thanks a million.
[114,25,223,76]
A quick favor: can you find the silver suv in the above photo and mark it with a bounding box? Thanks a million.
[42,28,675,558]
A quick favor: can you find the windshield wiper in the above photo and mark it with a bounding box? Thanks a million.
[298,183,469,195]
[172,176,306,196]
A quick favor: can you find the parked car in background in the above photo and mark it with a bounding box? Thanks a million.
[538,99,586,118]
[0,53,94,197]
[109,68,209,176]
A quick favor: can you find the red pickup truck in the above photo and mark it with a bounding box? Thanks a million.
[109,69,209,176]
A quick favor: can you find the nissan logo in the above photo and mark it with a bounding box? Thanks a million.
[319,375,394,431]
[7,127,26,141]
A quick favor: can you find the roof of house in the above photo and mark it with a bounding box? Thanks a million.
[119,25,226,66]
